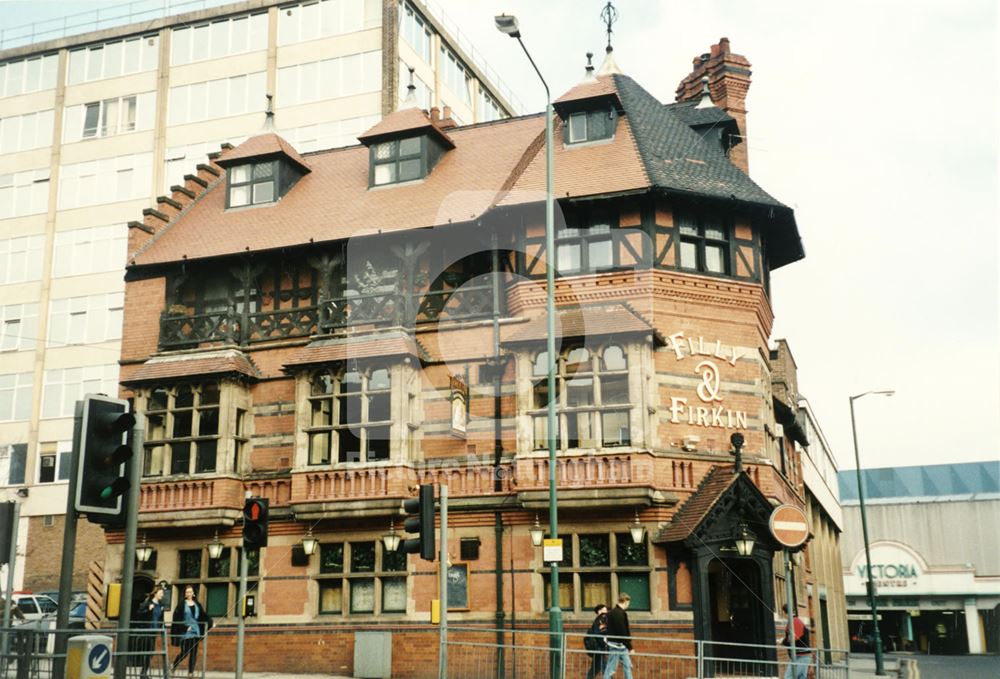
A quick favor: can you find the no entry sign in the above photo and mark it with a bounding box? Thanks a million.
[769,504,809,548]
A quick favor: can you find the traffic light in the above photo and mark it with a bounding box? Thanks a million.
[242,497,269,550]
[76,395,135,525]
[0,502,13,565]
[401,484,435,561]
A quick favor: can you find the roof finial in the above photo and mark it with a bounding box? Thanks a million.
[600,1,618,54]
[695,76,714,109]
[584,51,596,80]
[262,93,275,131]
[401,66,417,108]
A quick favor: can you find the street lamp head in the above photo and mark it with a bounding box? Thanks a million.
[494,14,520,38]
[851,389,895,402]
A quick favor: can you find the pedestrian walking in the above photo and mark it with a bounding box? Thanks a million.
[584,604,609,679]
[603,593,633,679]
[170,585,213,678]
[135,585,166,679]
[780,616,812,679]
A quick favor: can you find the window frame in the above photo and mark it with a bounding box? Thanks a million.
[531,343,632,452]
[541,532,652,614]
[176,545,259,620]
[227,160,278,208]
[564,108,617,145]
[554,209,619,274]
[141,382,224,478]
[677,211,732,275]
[305,365,393,465]
[81,95,137,139]
[369,137,425,187]
[315,539,408,616]
[37,441,71,484]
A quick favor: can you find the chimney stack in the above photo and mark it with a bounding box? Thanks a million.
[675,37,752,172]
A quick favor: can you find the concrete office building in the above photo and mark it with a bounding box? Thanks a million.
[0,0,517,593]
[840,462,1000,655]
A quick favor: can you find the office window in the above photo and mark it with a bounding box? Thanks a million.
[0,170,49,219]
[79,96,137,138]
[163,139,246,191]
[171,13,267,65]
[177,546,259,619]
[531,344,631,451]
[37,441,72,484]
[317,540,406,615]
[0,110,54,153]
[67,36,158,85]
[440,47,471,105]
[58,153,153,209]
[41,365,119,420]
[306,366,392,465]
[478,89,503,123]
[47,293,124,347]
[677,212,730,275]
[543,533,651,613]
[0,303,38,352]
[281,115,380,154]
[168,73,266,126]
[0,235,44,284]
[0,373,33,422]
[400,3,432,63]
[142,383,222,477]
[228,161,277,208]
[276,51,381,107]
[52,225,128,277]
[277,0,371,46]
[370,137,423,186]
[0,444,28,485]
[0,54,57,97]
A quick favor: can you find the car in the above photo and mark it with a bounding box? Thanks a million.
[68,601,88,629]
[12,593,58,622]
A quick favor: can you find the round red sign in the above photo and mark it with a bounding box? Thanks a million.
[769,504,809,548]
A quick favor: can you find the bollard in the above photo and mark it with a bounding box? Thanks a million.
[67,634,114,679]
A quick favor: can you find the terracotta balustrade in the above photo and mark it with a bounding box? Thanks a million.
[415,463,514,496]
[514,452,656,490]
[139,477,243,512]
[244,478,292,507]
[294,466,403,502]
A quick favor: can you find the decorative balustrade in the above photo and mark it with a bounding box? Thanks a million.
[297,466,398,502]
[159,310,237,349]
[244,478,292,506]
[139,477,243,512]
[515,453,656,491]
[247,306,319,343]
[415,463,514,496]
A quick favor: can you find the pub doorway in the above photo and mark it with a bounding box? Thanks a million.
[707,557,770,667]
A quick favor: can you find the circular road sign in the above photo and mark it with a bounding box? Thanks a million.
[769,504,809,548]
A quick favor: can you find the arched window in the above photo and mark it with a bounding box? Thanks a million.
[307,365,392,464]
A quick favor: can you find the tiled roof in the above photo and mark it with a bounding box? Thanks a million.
[216,133,311,174]
[665,101,735,127]
[122,349,260,385]
[655,466,739,543]
[283,331,418,369]
[358,107,455,148]
[553,75,619,105]
[503,303,663,345]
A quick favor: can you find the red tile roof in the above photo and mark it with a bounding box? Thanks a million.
[553,75,620,105]
[358,107,455,149]
[122,349,260,385]
[283,331,418,369]
[503,302,661,345]
[654,465,738,543]
[216,133,311,174]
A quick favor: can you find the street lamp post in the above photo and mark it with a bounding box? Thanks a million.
[849,389,894,676]
[495,14,561,678]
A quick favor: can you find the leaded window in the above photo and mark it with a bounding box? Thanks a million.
[565,109,616,144]
[142,383,221,476]
[177,546,259,619]
[228,160,277,207]
[371,137,423,186]
[317,540,407,615]
[543,532,651,613]
[307,366,392,464]
[677,212,730,275]
[532,344,631,451]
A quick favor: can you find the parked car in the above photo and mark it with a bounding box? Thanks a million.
[68,601,87,629]
[11,593,58,622]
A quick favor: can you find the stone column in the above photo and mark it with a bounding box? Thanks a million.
[964,598,983,654]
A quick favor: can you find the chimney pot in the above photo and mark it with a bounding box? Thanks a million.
[443,105,452,119]
[430,106,440,122]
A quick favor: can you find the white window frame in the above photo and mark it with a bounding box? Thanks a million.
[0,373,33,422]
[41,365,119,420]
[0,235,44,284]
[47,292,124,347]
[0,303,38,352]
[52,225,128,278]
[37,441,72,484]
[82,96,137,138]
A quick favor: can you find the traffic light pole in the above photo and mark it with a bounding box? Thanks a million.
[53,401,84,678]
[236,543,248,679]
[113,417,144,679]
[1,501,20,656]
[437,484,448,679]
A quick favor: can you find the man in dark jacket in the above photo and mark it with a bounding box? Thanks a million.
[603,594,633,679]
[584,604,609,679]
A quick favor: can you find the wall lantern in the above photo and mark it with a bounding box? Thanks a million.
[136,534,154,564]
[734,521,756,557]
[382,520,400,553]
[301,527,319,556]
[629,510,646,544]
[207,531,225,560]
[529,514,545,547]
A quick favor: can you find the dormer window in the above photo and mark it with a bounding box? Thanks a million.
[371,137,423,186]
[566,109,617,145]
[228,160,277,207]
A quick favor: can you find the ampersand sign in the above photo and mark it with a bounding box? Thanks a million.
[695,360,723,402]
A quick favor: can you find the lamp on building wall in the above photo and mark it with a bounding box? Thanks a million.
[301,527,319,556]
[529,514,545,547]
[629,511,645,544]
[136,534,153,564]
[381,520,400,553]
[207,531,224,560]
[734,521,756,557]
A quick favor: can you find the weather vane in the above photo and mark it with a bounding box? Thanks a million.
[600,1,619,53]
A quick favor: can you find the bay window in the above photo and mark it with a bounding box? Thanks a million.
[306,365,392,464]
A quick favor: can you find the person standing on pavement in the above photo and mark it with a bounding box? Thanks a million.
[781,616,812,679]
[603,594,633,679]
[171,585,213,678]
[584,604,609,679]
[135,585,165,679]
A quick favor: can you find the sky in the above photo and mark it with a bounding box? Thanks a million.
[1,0,997,473]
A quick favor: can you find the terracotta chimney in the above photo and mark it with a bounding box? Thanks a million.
[675,37,752,172]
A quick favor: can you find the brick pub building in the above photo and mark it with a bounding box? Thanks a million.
[109,38,844,673]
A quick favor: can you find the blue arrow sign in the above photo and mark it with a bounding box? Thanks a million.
[88,643,111,674]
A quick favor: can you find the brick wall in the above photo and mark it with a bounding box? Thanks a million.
[22,515,106,592]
